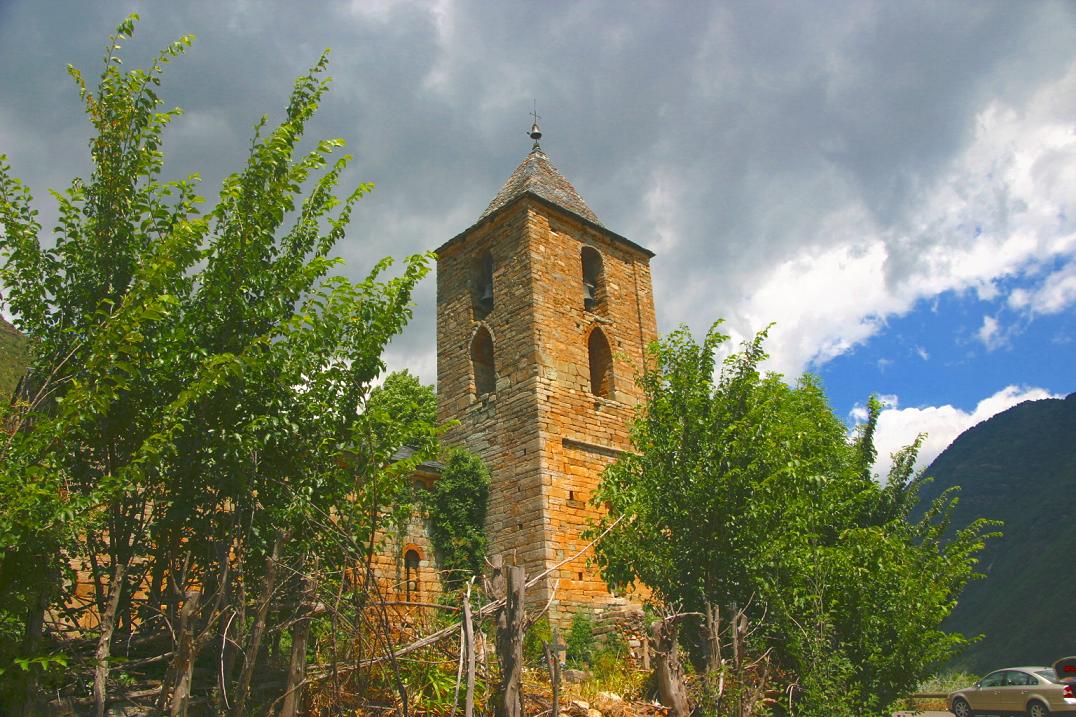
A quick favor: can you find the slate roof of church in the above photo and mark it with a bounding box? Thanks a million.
[438,144,654,259]
[391,445,443,473]
[479,145,601,225]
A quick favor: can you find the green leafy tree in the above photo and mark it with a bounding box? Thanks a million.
[427,448,490,590]
[0,16,434,714]
[366,369,439,456]
[590,323,998,716]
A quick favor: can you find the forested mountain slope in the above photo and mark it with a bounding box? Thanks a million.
[918,392,1076,673]
[0,317,27,399]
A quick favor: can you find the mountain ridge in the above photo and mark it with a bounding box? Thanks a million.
[918,391,1076,673]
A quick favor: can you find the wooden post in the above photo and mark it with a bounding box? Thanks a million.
[705,600,722,673]
[490,554,505,600]
[463,581,476,717]
[544,627,560,717]
[495,564,525,717]
[653,618,690,717]
[730,601,741,670]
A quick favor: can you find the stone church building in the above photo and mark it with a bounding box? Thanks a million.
[388,128,658,626]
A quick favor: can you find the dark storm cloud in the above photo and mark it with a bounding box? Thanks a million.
[2,1,1074,383]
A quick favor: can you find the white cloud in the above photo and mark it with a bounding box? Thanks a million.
[1008,259,1076,315]
[977,314,1002,350]
[713,60,1076,377]
[862,385,1060,480]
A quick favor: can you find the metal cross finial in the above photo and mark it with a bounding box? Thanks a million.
[528,100,542,149]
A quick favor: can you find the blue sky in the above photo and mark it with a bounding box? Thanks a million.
[821,285,1075,417]
[0,1,1073,475]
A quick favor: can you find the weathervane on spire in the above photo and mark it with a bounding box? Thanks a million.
[528,100,542,150]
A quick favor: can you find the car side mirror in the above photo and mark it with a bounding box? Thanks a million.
[975,682,981,689]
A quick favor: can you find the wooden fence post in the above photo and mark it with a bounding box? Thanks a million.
[544,626,560,717]
[495,564,525,717]
[653,617,690,717]
[463,580,476,717]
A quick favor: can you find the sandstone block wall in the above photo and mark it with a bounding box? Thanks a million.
[436,195,657,625]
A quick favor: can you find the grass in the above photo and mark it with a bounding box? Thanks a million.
[895,670,979,712]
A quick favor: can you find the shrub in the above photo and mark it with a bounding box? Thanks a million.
[427,448,490,589]
[524,615,553,667]
[566,612,596,667]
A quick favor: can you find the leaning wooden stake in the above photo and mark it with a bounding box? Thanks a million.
[495,563,525,717]
[463,578,476,717]
[543,626,560,717]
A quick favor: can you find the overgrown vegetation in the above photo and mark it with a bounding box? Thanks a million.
[0,16,435,714]
[565,612,596,668]
[590,323,1000,716]
[427,447,491,590]
[522,616,552,667]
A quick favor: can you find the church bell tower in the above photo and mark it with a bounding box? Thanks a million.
[435,123,658,621]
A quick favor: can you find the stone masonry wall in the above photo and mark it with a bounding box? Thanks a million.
[527,206,658,624]
[436,195,658,626]
[437,202,548,589]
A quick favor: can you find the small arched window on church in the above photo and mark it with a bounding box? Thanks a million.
[472,250,494,319]
[588,327,613,398]
[404,549,421,602]
[470,325,496,396]
[581,246,605,313]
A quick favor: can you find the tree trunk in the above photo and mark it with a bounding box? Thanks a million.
[278,570,317,717]
[218,577,245,712]
[231,529,285,717]
[15,561,54,717]
[168,590,202,717]
[653,618,690,717]
[494,564,525,717]
[93,561,127,717]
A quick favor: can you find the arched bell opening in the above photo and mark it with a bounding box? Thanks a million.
[404,549,421,602]
[472,250,494,319]
[470,324,496,397]
[581,246,606,314]
[587,327,613,398]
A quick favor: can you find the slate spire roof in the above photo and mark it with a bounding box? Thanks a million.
[478,144,601,225]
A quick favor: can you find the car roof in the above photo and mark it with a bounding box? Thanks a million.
[989,666,1050,672]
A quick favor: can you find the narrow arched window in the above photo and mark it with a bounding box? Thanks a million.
[588,328,613,398]
[470,325,496,396]
[472,250,494,319]
[404,549,421,601]
[581,246,605,313]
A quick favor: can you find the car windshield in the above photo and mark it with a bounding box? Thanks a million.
[1036,670,1061,684]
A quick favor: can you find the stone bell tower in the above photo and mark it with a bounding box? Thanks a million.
[435,122,658,622]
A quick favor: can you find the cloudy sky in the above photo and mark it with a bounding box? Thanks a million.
[1,1,1074,476]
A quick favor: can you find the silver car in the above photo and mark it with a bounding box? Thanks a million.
[948,666,1076,716]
